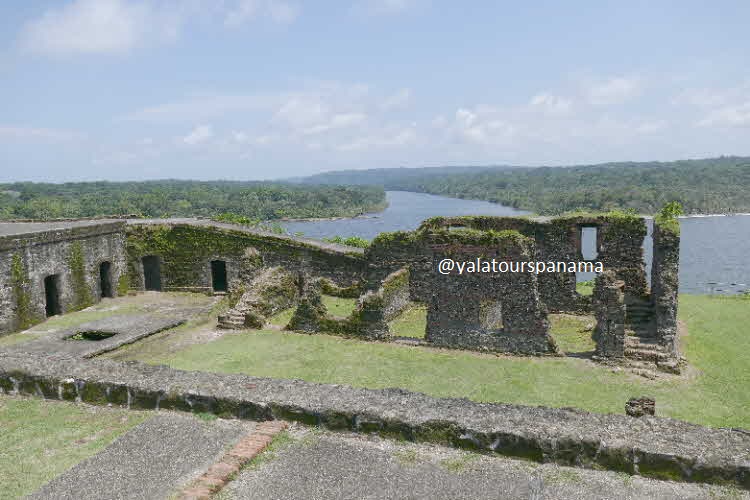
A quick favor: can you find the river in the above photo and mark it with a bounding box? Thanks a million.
[281,191,750,295]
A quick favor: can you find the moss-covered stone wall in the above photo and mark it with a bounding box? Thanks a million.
[124,223,366,294]
[0,222,127,335]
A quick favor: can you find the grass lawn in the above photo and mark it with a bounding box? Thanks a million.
[143,294,750,429]
[0,395,148,499]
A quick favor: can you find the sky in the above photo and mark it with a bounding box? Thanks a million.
[0,0,749,182]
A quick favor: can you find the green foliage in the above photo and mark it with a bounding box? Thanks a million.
[68,241,93,311]
[302,156,750,215]
[322,235,370,248]
[213,212,286,234]
[654,201,683,235]
[10,254,36,330]
[0,180,386,221]
[117,274,129,296]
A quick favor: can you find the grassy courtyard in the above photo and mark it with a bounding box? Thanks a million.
[132,294,749,429]
[0,395,148,499]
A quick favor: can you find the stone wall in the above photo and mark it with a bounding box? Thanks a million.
[1,351,747,489]
[125,222,366,294]
[417,228,557,354]
[0,222,127,335]
[416,213,647,314]
[593,271,626,358]
[651,222,680,354]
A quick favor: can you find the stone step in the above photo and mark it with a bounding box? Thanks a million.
[624,347,671,362]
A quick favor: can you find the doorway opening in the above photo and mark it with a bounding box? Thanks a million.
[211,260,228,292]
[44,274,61,317]
[99,261,113,298]
[142,256,162,291]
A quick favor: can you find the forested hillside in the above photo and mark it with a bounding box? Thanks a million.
[301,156,750,215]
[0,180,386,221]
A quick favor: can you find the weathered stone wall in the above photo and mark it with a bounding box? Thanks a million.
[125,222,366,294]
[417,229,557,354]
[593,271,626,358]
[287,274,393,341]
[651,222,680,354]
[1,352,747,489]
[0,222,127,335]
[218,266,299,329]
[416,214,647,314]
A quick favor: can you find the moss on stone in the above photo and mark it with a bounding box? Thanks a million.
[10,254,37,330]
[68,241,93,311]
[117,274,129,297]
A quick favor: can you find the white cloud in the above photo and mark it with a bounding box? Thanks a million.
[123,93,275,122]
[19,0,298,57]
[18,0,177,56]
[380,88,411,111]
[698,101,750,128]
[303,113,367,135]
[585,76,643,105]
[529,93,572,114]
[450,107,515,146]
[634,120,667,134]
[182,124,213,145]
[224,0,299,27]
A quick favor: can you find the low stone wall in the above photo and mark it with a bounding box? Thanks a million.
[0,352,747,489]
[287,276,392,341]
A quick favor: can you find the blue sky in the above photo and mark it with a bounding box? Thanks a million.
[0,1,749,182]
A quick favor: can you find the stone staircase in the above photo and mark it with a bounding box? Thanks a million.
[623,334,681,377]
[217,309,247,329]
[625,301,655,337]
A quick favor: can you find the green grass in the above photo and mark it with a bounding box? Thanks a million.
[268,295,358,327]
[576,280,594,296]
[548,314,596,353]
[143,294,750,428]
[0,395,148,499]
[389,304,427,338]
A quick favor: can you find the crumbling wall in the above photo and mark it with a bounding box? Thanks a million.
[416,214,647,316]
[125,223,365,294]
[0,222,128,335]
[419,228,557,355]
[286,277,396,340]
[593,271,626,358]
[218,266,299,329]
[651,221,680,354]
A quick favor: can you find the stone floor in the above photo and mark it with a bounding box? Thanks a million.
[220,428,749,500]
[29,413,255,500]
[4,314,187,358]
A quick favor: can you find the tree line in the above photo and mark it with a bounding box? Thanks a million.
[0,180,387,221]
[300,156,750,215]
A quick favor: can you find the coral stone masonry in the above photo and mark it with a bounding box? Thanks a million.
[0,214,680,367]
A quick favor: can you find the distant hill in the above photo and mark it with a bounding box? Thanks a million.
[293,156,750,215]
[292,165,520,186]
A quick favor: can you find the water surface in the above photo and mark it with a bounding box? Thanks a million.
[282,191,750,295]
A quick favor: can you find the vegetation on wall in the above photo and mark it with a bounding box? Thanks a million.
[0,180,386,221]
[68,242,93,311]
[654,201,683,235]
[301,156,750,215]
[10,254,35,330]
[321,235,370,248]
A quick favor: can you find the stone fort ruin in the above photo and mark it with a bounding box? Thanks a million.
[0,212,681,373]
